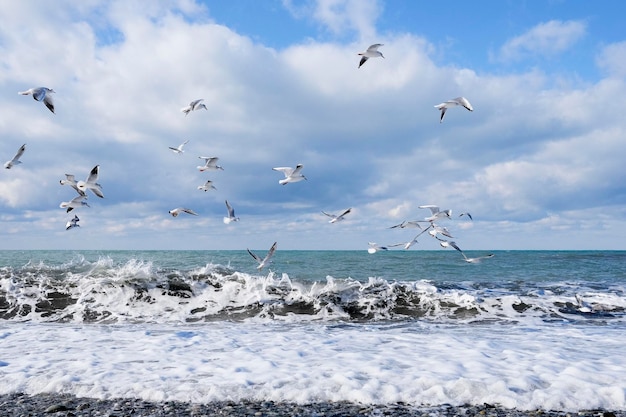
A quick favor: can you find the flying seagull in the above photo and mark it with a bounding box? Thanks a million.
[168,207,198,217]
[388,220,424,229]
[77,165,104,198]
[436,238,463,253]
[419,205,451,222]
[247,241,277,271]
[461,253,495,264]
[389,233,421,250]
[273,164,307,185]
[59,174,86,196]
[60,195,89,213]
[367,242,388,254]
[197,180,216,192]
[65,215,80,230]
[358,44,384,68]
[434,97,473,123]
[4,144,26,169]
[169,140,189,154]
[322,208,352,223]
[223,200,240,224]
[19,87,55,113]
[181,99,207,116]
[197,157,223,172]
[459,212,473,221]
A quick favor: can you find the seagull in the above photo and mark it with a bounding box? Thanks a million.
[65,215,80,230]
[19,87,55,113]
[60,195,89,213]
[273,164,307,185]
[428,224,454,239]
[59,174,86,196]
[4,144,26,169]
[461,253,495,264]
[322,208,352,223]
[181,99,207,116]
[434,97,473,123]
[459,212,473,220]
[247,241,277,271]
[197,157,223,172]
[77,165,104,198]
[389,220,424,229]
[223,200,239,224]
[367,242,388,254]
[169,140,189,154]
[389,233,420,250]
[436,238,463,253]
[419,205,452,222]
[358,44,384,68]
[168,207,198,217]
[197,180,216,192]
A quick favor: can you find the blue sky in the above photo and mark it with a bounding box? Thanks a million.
[1,0,625,250]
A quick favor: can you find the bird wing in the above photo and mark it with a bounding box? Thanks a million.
[358,56,368,68]
[86,165,99,183]
[264,241,277,262]
[189,99,203,108]
[338,208,352,218]
[43,94,55,113]
[225,200,235,217]
[418,205,440,215]
[12,144,26,162]
[321,211,336,219]
[182,208,198,216]
[272,167,294,176]
[367,44,383,51]
[292,164,304,175]
[247,248,262,263]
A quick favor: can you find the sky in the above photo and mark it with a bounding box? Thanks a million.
[1,0,625,251]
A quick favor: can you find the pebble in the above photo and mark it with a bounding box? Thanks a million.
[0,393,624,417]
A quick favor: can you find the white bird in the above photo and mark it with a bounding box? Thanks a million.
[389,234,420,250]
[59,174,86,196]
[247,241,277,271]
[389,220,424,229]
[4,144,26,169]
[434,97,473,123]
[60,195,89,213]
[197,180,216,192]
[437,238,463,253]
[77,165,104,198]
[223,200,240,224]
[65,215,80,230]
[367,242,388,254]
[197,157,223,172]
[169,140,189,154]
[428,224,454,239]
[168,207,198,217]
[273,164,307,185]
[358,44,384,68]
[19,87,55,113]
[322,208,352,223]
[459,212,473,220]
[461,253,495,264]
[419,205,451,222]
[181,99,207,116]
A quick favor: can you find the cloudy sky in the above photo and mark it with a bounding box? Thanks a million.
[1,0,625,251]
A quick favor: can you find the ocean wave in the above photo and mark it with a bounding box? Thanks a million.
[0,257,624,324]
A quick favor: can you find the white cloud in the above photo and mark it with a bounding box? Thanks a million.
[495,20,587,63]
[596,41,626,78]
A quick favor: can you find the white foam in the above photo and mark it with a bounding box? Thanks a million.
[0,322,624,411]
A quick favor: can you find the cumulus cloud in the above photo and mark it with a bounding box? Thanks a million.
[494,20,587,63]
[596,41,626,77]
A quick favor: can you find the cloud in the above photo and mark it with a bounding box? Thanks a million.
[494,20,587,63]
[596,41,626,78]
[283,0,381,40]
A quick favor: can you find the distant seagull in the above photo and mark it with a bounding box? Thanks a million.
[169,207,198,217]
[358,44,384,68]
[389,220,424,229]
[436,238,463,253]
[247,241,277,271]
[273,164,307,185]
[197,180,216,192]
[169,140,189,154]
[60,195,89,213]
[322,208,352,223]
[4,144,26,169]
[367,242,388,254]
[223,200,240,224]
[419,205,451,222]
[181,99,207,116]
[459,212,473,221]
[19,87,55,113]
[197,157,223,172]
[59,174,86,196]
[434,97,473,123]
[389,234,420,250]
[461,253,495,264]
[77,165,104,198]
[65,215,80,230]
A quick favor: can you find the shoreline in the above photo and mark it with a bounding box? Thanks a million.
[0,393,623,417]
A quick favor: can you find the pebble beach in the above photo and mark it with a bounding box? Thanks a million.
[1,393,624,417]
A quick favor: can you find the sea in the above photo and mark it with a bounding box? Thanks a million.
[0,250,625,411]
